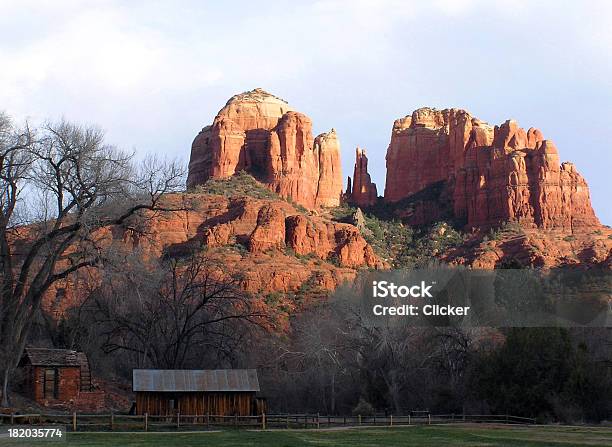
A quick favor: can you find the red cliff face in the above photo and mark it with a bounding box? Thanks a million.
[346,147,378,207]
[187,88,343,209]
[121,193,384,272]
[385,108,600,231]
[40,192,385,317]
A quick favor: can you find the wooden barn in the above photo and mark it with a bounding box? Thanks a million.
[133,369,265,416]
[19,348,97,406]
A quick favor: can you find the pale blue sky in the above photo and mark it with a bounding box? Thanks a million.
[1,1,611,224]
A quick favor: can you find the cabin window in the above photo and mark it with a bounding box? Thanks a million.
[43,368,59,399]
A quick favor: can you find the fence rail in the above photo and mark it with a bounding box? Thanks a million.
[0,412,536,431]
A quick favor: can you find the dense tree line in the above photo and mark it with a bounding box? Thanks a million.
[473,328,611,422]
[253,302,611,423]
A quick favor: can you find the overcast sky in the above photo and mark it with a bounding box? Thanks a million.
[2,0,611,224]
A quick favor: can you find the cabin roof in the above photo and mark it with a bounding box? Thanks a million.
[22,348,82,367]
[132,369,260,392]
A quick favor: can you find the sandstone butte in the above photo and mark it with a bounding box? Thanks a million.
[383,107,601,232]
[187,88,343,209]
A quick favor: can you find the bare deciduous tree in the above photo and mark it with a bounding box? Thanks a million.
[0,113,184,406]
[92,253,265,369]
[269,303,349,414]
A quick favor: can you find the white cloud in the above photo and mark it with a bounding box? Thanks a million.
[0,2,224,118]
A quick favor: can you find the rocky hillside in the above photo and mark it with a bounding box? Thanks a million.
[154,175,383,277]
[333,206,611,269]
[443,225,612,269]
[39,173,384,318]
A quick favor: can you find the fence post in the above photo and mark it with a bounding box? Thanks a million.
[328,415,330,427]
[110,411,114,430]
[408,414,411,425]
[358,414,362,425]
[286,414,289,429]
[373,414,376,425]
[505,414,509,423]
[262,413,266,430]
[72,412,77,432]
[177,411,180,429]
[316,413,320,429]
[206,413,210,430]
[10,413,14,425]
[428,413,431,425]
[144,413,148,432]
[390,414,393,426]
[343,416,346,426]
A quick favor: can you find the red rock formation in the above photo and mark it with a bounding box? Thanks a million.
[334,227,380,268]
[385,107,601,231]
[285,215,334,260]
[187,88,343,208]
[313,130,344,207]
[346,147,378,207]
[37,191,385,316]
[248,205,286,253]
[443,226,612,269]
[284,214,380,268]
[122,193,384,271]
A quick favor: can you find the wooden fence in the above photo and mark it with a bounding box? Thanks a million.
[0,412,536,431]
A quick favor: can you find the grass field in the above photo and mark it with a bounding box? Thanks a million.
[1,424,611,446]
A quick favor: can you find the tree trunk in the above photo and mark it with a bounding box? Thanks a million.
[390,382,402,414]
[1,367,10,407]
[380,370,402,414]
[330,372,336,415]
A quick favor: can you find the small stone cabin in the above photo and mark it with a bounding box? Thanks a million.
[133,369,265,416]
[20,348,101,408]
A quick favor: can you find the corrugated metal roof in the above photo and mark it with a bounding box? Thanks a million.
[132,369,260,392]
[23,348,81,367]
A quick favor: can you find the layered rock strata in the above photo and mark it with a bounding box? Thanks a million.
[385,107,600,231]
[187,88,343,208]
[39,192,385,316]
[128,194,384,271]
